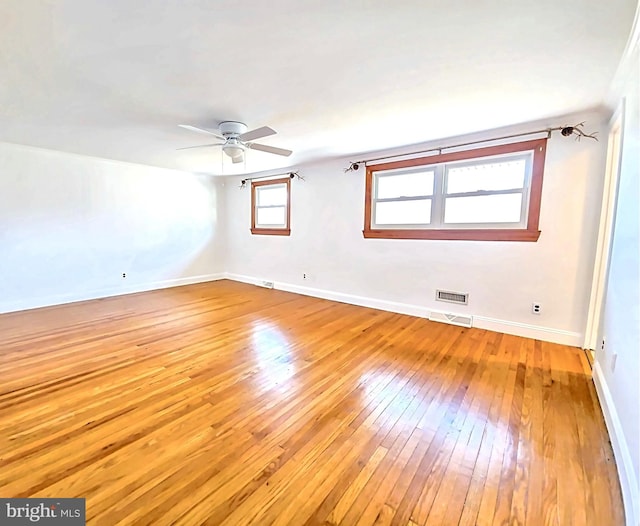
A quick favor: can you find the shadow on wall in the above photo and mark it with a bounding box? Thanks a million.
[98,169,220,282]
[0,143,223,309]
[172,175,223,278]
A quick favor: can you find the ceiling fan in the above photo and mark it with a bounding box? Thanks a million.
[177,121,292,164]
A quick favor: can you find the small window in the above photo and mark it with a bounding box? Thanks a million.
[364,138,546,241]
[251,177,291,236]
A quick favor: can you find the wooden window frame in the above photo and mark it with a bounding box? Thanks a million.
[363,138,547,241]
[251,177,291,236]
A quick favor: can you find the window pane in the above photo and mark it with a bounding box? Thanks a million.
[376,171,434,198]
[446,159,526,194]
[375,199,431,225]
[257,206,286,226]
[257,185,287,206]
[444,193,523,224]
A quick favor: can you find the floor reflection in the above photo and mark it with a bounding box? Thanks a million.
[358,369,428,426]
[357,368,507,466]
[250,321,297,393]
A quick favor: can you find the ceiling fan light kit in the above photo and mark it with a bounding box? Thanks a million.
[222,138,245,161]
[177,120,292,165]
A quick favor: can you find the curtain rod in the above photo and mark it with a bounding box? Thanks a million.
[344,122,598,172]
[239,171,303,188]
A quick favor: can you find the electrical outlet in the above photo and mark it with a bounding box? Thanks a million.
[601,338,606,352]
[303,273,308,280]
[532,302,542,314]
[122,273,126,278]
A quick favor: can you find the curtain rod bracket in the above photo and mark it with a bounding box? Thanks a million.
[344,161,363,173]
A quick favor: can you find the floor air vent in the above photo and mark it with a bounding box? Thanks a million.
[429,310,473,328]
[436,290,468,305]
[259,280,275,289]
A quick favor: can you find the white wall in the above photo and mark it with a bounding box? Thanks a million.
[0,142,226,313]
[223,112,608,346]
[594,31,639,526]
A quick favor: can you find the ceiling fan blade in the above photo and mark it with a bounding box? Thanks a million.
[176,143,224,151]
[239,126,276,142]
[246,142,293,157]
[178,125,224,140]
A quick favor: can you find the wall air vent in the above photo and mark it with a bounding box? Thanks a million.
[428,310,473,328]
[436,290,468,305]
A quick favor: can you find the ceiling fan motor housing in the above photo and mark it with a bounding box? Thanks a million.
[219,121,248,138]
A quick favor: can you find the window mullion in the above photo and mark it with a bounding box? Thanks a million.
[431,165,445,228]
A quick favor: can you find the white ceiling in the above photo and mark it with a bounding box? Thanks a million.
[0,0,636,175]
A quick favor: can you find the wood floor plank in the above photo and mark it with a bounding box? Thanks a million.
[326,446,388,525]
[0,280,625,525]
[523,339,544,526]
[420,331,499,525]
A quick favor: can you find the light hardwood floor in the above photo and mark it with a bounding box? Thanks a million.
[0,280,624,525]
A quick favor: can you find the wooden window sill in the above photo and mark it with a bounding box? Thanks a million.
[362,228,541,241]
[251,228,291,236]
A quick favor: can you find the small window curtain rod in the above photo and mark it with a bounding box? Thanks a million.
[343,121,598,172]
[240,171,303,188]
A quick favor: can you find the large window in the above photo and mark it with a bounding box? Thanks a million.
[363,139,547,241]
[251,177,291,236]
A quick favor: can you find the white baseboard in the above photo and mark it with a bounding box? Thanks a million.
[224,273,582,346]
[226,273,431,318]
[472,315,582,346]
[593,362,639,526]
[0,273,226,314]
